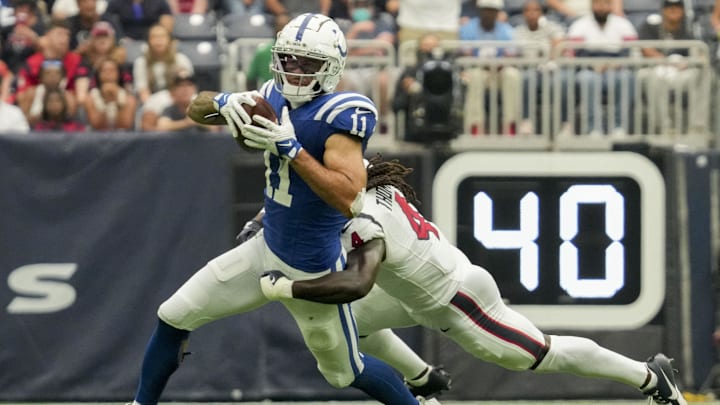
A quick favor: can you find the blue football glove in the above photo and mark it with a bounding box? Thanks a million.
[213,91,260,140]
[242,106,303,160]
[260,270,294,300]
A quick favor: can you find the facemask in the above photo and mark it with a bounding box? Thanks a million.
[352,8,372,22]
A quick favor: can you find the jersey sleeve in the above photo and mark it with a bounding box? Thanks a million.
[341,213,385,251]
[313,93,378,140]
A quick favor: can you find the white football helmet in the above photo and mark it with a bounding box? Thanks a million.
[271,13,347,104]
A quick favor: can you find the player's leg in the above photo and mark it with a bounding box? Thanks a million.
[353,286,451,398]
[277,255,421,405]
[437,265,685,404]
[281,296,420,404]
[131,236,269,405]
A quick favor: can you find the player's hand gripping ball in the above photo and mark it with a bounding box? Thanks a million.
[213,91,277,147]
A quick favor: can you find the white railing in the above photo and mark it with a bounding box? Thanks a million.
[221,38,714,151]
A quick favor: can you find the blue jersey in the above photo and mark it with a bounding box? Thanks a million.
[257,81,377,272]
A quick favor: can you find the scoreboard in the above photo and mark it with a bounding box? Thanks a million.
[433,152,665,330]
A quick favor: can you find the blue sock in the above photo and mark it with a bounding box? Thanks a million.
[351,355,419,405]
[134,319,190,405]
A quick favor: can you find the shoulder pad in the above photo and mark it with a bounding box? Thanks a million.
[313,93,378,138]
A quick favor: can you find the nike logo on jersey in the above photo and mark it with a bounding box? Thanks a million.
[440,327,451,333]
[353,107,371,116]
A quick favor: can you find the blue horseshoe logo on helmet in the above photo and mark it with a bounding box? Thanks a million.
[334,29,348,57]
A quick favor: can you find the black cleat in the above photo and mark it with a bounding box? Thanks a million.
[408,366,452,399]
[643,353,687,405]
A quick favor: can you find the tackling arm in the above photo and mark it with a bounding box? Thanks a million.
[292,238,386,303]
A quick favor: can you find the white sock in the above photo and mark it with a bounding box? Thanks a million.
[359,329,429,382]
[534,335,650,388]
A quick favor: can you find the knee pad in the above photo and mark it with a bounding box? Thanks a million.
[157,293,208,331]
[305,326,338,352]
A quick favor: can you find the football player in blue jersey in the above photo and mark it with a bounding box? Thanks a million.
[127,13,436,405]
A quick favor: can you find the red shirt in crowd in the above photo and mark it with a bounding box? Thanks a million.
[15,51,89,94]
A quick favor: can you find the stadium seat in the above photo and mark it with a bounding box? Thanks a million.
[504,0,525,16]
[221,13,274,42]
[173,12,218,41]
[121,39,147,70]
[177,40,223,91]
[624,0,660,30]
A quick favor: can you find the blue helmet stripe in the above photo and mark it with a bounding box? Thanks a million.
[295,13,315,41]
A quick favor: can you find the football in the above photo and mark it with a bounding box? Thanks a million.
[231,95,278,150]
[246,95,278,127]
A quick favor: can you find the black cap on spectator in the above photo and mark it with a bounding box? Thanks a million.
[170,70,196,87]
[663,0,683,7]
[11,0,37,9]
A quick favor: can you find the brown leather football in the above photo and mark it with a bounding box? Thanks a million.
[246,95,278,126]
[231,95,278,150]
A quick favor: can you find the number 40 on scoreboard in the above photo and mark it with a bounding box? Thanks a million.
[432,152,666,330]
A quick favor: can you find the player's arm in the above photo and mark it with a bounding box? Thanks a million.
[290,133,367,218]
[243,105,367,218]
[261,238,386,303]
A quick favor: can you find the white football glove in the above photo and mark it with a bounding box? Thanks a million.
[242,106,303,160]
[260,270,294,301]
[212,91,261,140]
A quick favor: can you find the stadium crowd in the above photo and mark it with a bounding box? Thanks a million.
[0,0,718,139]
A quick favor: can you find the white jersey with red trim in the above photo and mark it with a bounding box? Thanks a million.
[340,185,467,312]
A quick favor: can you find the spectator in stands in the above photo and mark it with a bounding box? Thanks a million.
[139,65,190,131]
[32,88,87,131]
[460,0,521,135]
[75,21,127,106]
[513,0,566,135]
[221,0,263,16]
[0,100,30,132]
[0,59,12,103]
[711,0,720,38]
[0,59,29,132]
[337,0,397,132]
[396,0,462,43]
[392,32,463,142]
[18,59,80,127]
[0,0,46,73]
[156,71,213,131]
[104,0,174,42]
[392,31,440,115]
[637,0,701,134]
[84,57,137,130]
[246,13,289,90]
[53,0,107,19]
[321,0,392,23]
[132,23,193,104]
[80,21,129,75]
[167,0,208,14]
[546,0,623,24]
[15,21,89,116]
[264,0,321,18]
[67,0,122,52]
[566,0,637,136]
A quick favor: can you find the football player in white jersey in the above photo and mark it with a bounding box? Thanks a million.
[128,14,433,405]
[258,156,689,405]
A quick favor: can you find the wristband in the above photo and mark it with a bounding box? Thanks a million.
[213,92,231,111]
